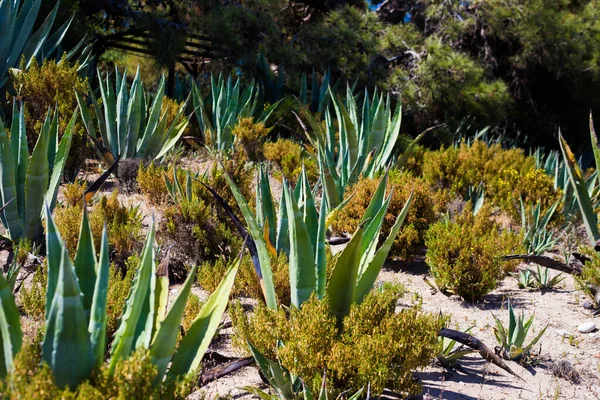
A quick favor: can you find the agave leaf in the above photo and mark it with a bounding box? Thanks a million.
[0,270,22,378]
[0,117,23,239]
[222,171,277,309]
[44,110,76,210]
[73,206,97,319]
[149,265,197,381]
[247,341,296,400]
[284,182,316,308]
[354,193,411,304]
[108,220,156,374]
[44,204,64,317]
[276,187,290,255]
[132,227,157,350]
[152,247,171,338]
[315,199,327,300]
[42,246,94,389]
[10,101,27,222]
[559,133,600,244]
[89,225,109,365]
[327,225,364,326]
[523,324,548,354]
[167,254,240,378]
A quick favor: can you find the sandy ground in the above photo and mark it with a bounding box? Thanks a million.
[7,159,599,400]
[188,260,600,400]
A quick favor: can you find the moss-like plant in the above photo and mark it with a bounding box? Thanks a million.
[232,286,444,398]
[12,57,90,179]
[233,117,270,162]
[332,170,437,259]
[54,191,143,261]
[198,253,291,304]
[20,263,48,323]
[421,140,560,220]
[425,205,523,301]
[263,138,318,184]
[137,162,170,205]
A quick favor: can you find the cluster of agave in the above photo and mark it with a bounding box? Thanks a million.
[0,103,76,241]
[77,67,190,166]
[0,205,240,390]
[191,75,279,153]
[297,86,426,212]
[219,165,411,315]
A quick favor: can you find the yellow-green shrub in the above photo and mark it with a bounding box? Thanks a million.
[62,181,87,207]
[421,140,559,219]
[425,205,523,301]
[233,117,270,162]
[231,287,443,398]
[106,256,137,340]
[20,263,48,322]
[137,162,169,205]
[332,170,437,259]
[198,253,290,304]
[12,56,89,179]
[2,346,194,399]
[263,138,318,184]
[54,191,143,261]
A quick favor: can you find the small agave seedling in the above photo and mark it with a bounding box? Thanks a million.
[533,265,565,290]
[516,269,535,290]
[492,299,548,362]
[520,197,559,255]
[0,104,77,241]
[437,324,477,367]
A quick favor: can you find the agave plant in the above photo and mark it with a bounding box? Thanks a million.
[0,205,240,390]
[163,163,201,203]
[515,269,535,290]
[437,324,477,367]
[191,75,278,152]
[77,67,189,166]
[533,265,565,290]
[520,198,559,255]
[216,165,411,319]
[492,299,548,362]
[0,0,76,91]
[298,86,425,211]
[558,114,600,245]
[245,342,365,400]
[0,103,76,241]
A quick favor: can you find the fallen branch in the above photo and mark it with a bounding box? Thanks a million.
[501,254,583,275]
[438,328,521,379]
[198,357,254,386]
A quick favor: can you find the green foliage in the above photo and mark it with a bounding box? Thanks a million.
[520,198,560,255]
[0,104,76,241]
[421,140,559,220]
[20,262,48,323]
[332,171,436,259]
[263,138,318,184]
[106,258,137,340]
[76,67,189,163]
[192,75,278,152]
[232,117,270,162]
[137,162,169,205]
[54,191,143,260]
[232,288,443,398]
[425,205,523,301]
[1,346,194,399]
[0,0,72,92]
[492,299,548,363]
[11,57,89,179]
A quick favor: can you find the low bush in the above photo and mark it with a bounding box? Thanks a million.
[332,170,437,259]
[425,205,523,301]
[54,191,143,262]
[421,140,559,219]
[231,286,443,398]
[263,138,317,184]
[233,117,270,162]
[137,162,170,205]
[11,56,89,179]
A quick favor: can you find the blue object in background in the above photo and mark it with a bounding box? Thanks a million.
[403,11,412,24]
